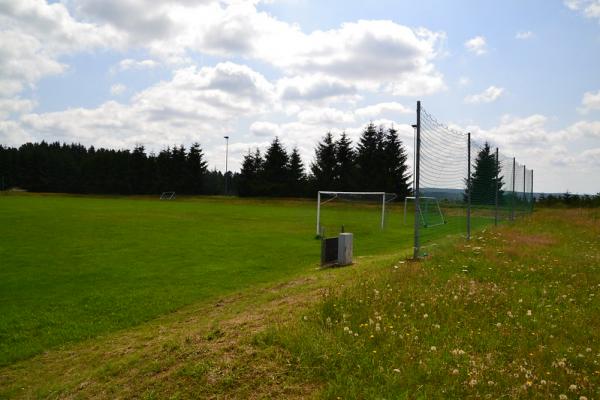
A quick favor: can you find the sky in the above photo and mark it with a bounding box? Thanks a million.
[1,0,600,194]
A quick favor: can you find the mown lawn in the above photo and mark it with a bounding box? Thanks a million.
[1,193,429,366]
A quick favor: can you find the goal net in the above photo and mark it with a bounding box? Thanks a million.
[316,191,397,236]
[160,191,176,200]
[403,196,446,228]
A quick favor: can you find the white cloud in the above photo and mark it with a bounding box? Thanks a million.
[581,89,600,112]
[250,121,280,137]
[564,0,600,22]
[458,76,471,86]
[0,98,36,119]
[277,75,358,102]
[464,36,487,55]
[11,62,275,153]
[464,86,505,104]
[110,83,127,96]
[113,58,160,73]
[515,31,534,40]
[355,102,412,119]
[297,107,355,125]
[0,0,124,96]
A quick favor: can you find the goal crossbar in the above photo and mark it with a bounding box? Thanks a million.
[316,191,397,235]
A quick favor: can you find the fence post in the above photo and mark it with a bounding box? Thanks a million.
[413,101,421,260]
[511,157,516,221]
[530,170,534,213]
[316,191,321,236]
[494,147,499,226]
[381,193,386,229]
[467,132,471,240]
[522,165,526,214]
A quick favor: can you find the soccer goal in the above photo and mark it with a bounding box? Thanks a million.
[160,191,176,200]
[316,191,397,236]
[403,196,446,227]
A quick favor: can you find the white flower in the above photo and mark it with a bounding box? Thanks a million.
[569,384,577,391]
[527,310,532,316]
[430,346,437,351]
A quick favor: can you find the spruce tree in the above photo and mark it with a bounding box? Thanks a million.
[310,132,337,191]
[334,132,356,191]
[384,126,411,199]
[238,149,264,196]
[466,142,503,205]
[263,137,289,196]
[287,147,306,197]
[186,143,207,194]
[355,123,385,191]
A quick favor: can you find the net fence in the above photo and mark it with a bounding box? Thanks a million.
[411,103,534,257]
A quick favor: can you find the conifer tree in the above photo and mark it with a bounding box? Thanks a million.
[466,142,503,205]
[384,126,411,199]
[287,147,306,196]
[334,132,356,191]
[310,132,337,190]
[263,137,289,196]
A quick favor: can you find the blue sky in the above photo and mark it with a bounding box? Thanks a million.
[1,0,600,193]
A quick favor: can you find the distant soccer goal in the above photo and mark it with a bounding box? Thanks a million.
[316,191,397,236]
[403,196,446,228]
[160,191,176,200]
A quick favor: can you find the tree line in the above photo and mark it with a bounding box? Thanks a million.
[0,123,412,198]
[239,123,411,198]
[0,141,229,195]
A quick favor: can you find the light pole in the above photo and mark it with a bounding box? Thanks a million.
[224,136,229,195]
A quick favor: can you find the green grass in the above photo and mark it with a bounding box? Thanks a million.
[265,208,600,399]
[1,193,481,367]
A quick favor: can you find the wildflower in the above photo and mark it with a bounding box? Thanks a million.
[343,326,349,332]
[580,396,588,400]
[569,384,577,391]
[430,346,437,352]
[303,316,308,321]
[541,380,547,385]
[375,323,381,332]
[559,395,567,400]
[423,313,429,319]
[527,310,532,316]
[586,347,592,352]
[451,369,459,375]
[469,379,477,387]
[393,368,400,373]
[496,322,502,327]
[526,380,533,387]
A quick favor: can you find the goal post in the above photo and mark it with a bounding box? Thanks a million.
[315,191,397,236]
[403,196,445,227]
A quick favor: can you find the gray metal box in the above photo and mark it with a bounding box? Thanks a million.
[337,233,353,266]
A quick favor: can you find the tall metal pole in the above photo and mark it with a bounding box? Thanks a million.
[381,193,386,229]
[531,170,534,212]
[413,101,422,260]
[467,132,471,240]
[522,165,526,205]
[316,191,321,236]
[224,136,229,195]
[511,157,516,220]
[494,148,499,226]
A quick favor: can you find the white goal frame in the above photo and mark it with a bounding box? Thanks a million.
[160,191,176,200]
[403,196,446,227]
[316,191,397,235]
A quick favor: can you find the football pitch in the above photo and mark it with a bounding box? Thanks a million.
[0,193,480,366]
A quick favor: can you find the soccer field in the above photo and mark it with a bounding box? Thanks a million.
[0,193,489,366]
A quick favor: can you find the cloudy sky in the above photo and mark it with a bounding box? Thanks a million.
[1,0,600,193]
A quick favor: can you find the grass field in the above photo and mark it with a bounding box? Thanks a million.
[1,193,478,367]
[0,205,598,398]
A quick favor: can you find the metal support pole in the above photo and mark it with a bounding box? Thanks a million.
[224,136,229,195]
[494,148,499,226]
[413,101,422,259]
[381,193,386,229]
[316,191,321,236]
[522,165,526,209]
[511,157,516,221]
[530,170,534,213]
[467,132,471,240]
